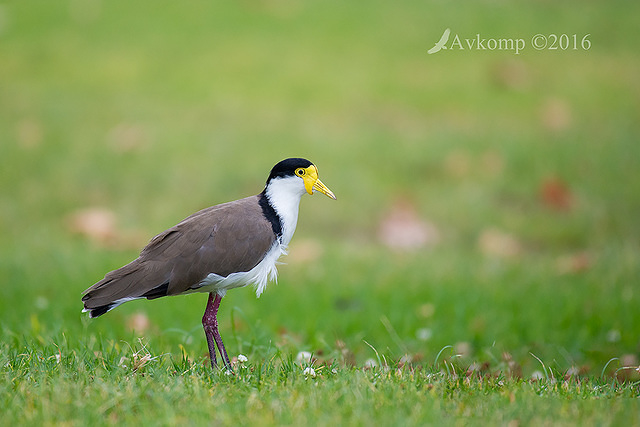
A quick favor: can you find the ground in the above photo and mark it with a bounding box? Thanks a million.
[1,0,639,424]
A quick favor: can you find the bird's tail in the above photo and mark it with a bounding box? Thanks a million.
[82,259,170,318]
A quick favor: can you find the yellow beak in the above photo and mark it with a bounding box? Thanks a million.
[303,165,336,200]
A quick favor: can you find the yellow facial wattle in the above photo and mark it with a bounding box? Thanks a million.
[299,165,336,200]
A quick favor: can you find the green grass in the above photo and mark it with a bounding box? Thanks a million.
[2,334,639,425]
[2,0,640,424]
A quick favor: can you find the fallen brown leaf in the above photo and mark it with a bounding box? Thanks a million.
[556,252,591,274]
[378,198,440,251]
[66,207,117,246]
[478,228,522,258]
[540,176,573,211]
[540,98,573,132]
[126,312,151,334]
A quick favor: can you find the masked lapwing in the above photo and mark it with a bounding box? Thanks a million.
[82,158,335,369]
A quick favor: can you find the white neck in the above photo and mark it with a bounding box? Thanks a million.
[265,176,306,247]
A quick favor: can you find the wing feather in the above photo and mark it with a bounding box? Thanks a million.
[82,195,276,311]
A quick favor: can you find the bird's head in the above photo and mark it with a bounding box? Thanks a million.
[265,158,336,200]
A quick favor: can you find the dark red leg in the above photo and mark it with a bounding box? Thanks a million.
[202,292,231,370]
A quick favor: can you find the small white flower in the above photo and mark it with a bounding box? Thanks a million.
[237,354,248,363]
[303,367,316,378]
[363,358,378,369]
[296,351,313,365]
[606,329,621,343]
[416,328,432,341]
[531,370,545,381]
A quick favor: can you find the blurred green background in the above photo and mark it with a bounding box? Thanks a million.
[1,0,639,374]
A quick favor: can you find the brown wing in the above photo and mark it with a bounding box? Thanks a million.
[82,195,276,313]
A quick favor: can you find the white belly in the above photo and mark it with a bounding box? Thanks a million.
[194,242,286,298]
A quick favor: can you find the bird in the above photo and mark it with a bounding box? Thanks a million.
[82,158,336,369]
[427,28,450,54]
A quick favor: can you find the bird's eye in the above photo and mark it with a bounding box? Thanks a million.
[296,168,305,176]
